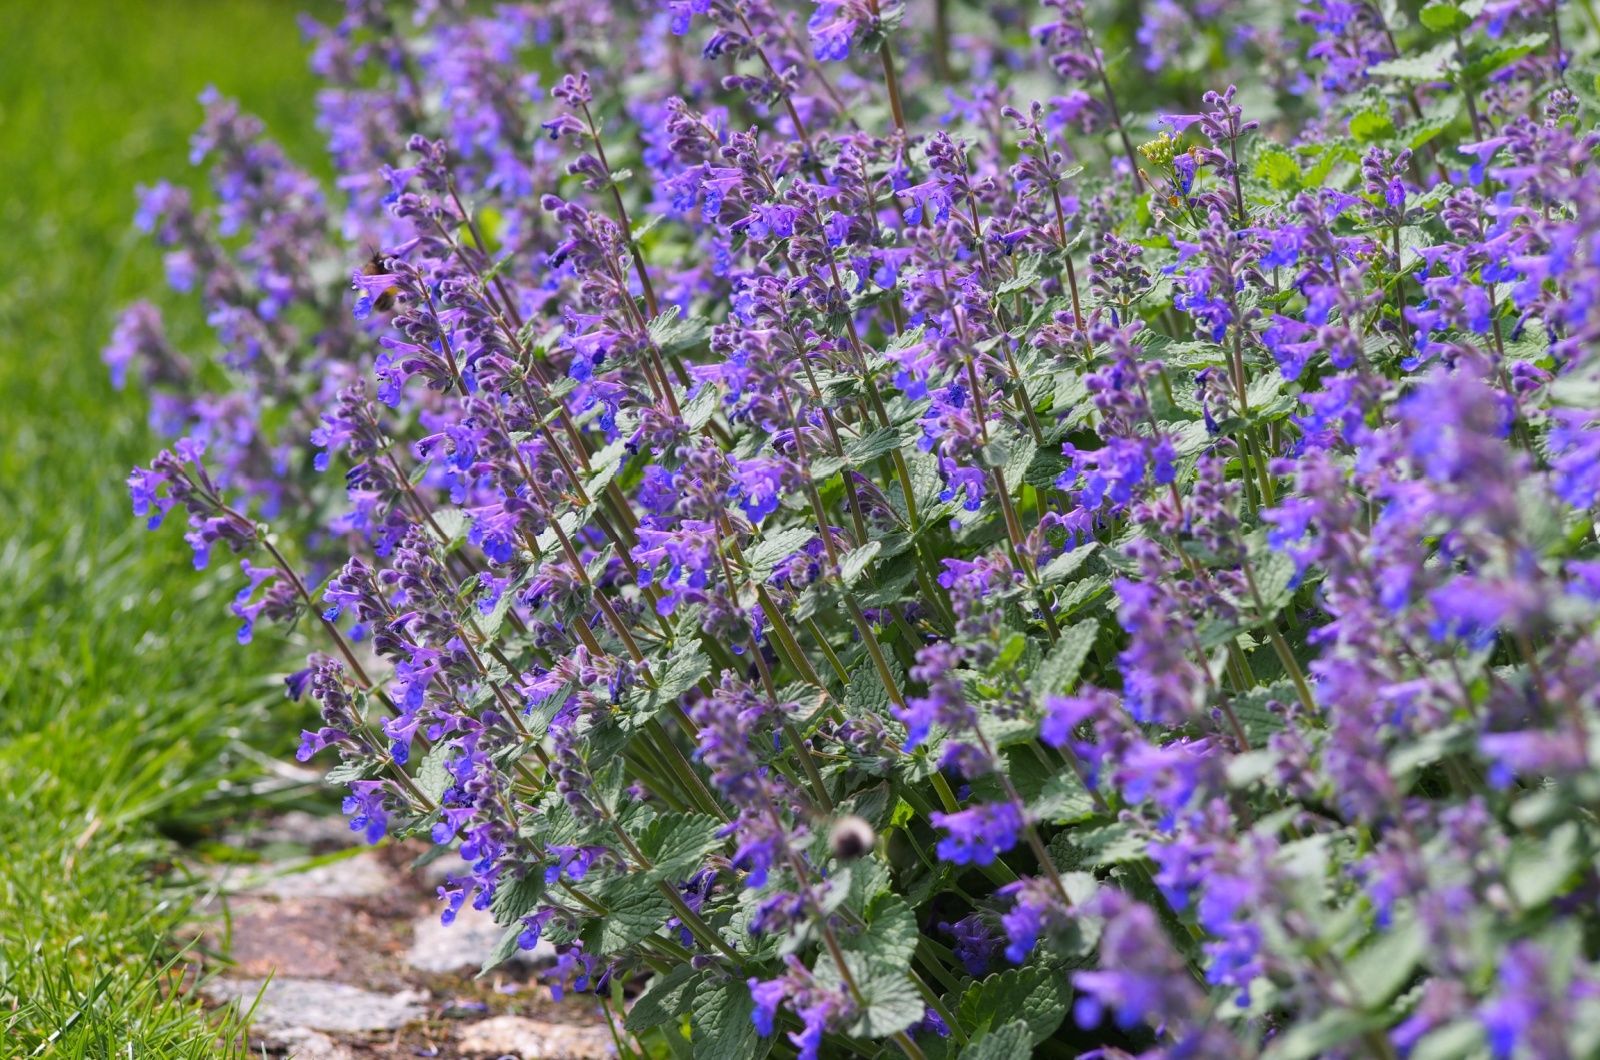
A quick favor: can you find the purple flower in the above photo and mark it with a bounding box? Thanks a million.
[931,801,1025,866]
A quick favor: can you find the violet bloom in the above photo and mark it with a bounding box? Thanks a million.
[931,801,1025,866]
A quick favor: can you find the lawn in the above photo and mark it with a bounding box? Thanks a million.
[0,3,330,1053]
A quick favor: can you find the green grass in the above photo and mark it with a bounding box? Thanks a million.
[0,2,334,1053]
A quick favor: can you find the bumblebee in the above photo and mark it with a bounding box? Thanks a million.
[359,246,400,313]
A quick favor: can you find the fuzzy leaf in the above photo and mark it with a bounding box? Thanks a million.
[842,893,919,968]
[840,540,881,587]
[416,744,453,803]
[638,813,724,881]
[621,648,710,731]
[1039,542,1098,585]
[626,965,706,1034]
[648,306,711,355]
[954,967,1069,1043]
[960,1019,1033,1060]
[816,952,924,1038]
[689,978,761,1060]
[1028,618,1099,700]
[747,527,815,581]
[593,872,672,955]
[480,921,526,976]
[1418,1,1469,32]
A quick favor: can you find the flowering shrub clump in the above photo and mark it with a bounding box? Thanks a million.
[112,0,1600,1054]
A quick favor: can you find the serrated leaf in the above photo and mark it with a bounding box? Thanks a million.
[415,743,453,803]
[481,921,526,976]
[689,978,761,1060]
[1507,820,1582,908]
[430,507,470,546]
[846,657,901,718]
[626,965,706,1034]
[1349,110,1396,143]
[1418,1,1468,32]
[954,967,1069,1044]
[1254,145,1302,190]
[621,648,710,730]
[1263,1009,1386,1060]
[1345,916,1424,1008]
[840,540,881,587]
[960,1019,1032,1060]
[1039,542,1098,585]
[638,813,724,881]
[1370,43,1454,80]
[747,527,815,581]
[996,256,1044,297]
[1461,32,1547,81]
[593,872,672,955]
[815,953,924,1038]
[1028,617,1098,700]
[490,870,546,923]
[648,306,711,355]
[842,893,919,968]
[847,426,911,467]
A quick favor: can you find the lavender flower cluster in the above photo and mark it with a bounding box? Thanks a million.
[111,0,1600,1055]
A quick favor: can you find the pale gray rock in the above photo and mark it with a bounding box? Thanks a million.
[204,977,427,1034]
[456,1014,615,1058]
[407,900,555,974]
[239,851,394,901]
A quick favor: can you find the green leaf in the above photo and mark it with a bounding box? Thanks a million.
[1247,550,1296,629]
[683,383,722,431]
[995,256,1044,298]
[621,648,710,730]
[1409,1020,1488,1060]
[1345,916,1424,1009]
[1253,145,1302,190]
[1461,32,1547,81]
[480,921,526,976]
[490,871,546,923]
[1028,617,1099,700]
[954,967,1069,1044]
[1263,1009,1386,1060]
[1039,542,1098,585]
[626,965,706,1034]
[845,658,896,719]
[747,527,814,581]
[840,540,881,587]
[1059,820,1147,869]
[960,1019,1033,1060]
[689,978,761,1060]
[1507,820,1582,908]
[842,893,919,968]
[430,507,470,547]
[1418,1,1469,32]
[637,813,724,881]
[846,426,911,467]
[1349,110,1396,143]
[1369,43,1455,81]
[816,953,924,1038]
[855,966,924,1038]
[416,744,453,803]
[648,306,711,356]
[593,873,672,955]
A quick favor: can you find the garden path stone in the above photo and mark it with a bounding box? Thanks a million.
[203,977,427,1033]
[456,1014,616,1058]
[407,899,556,973]
[198,810,609,1057]
[238,851,394,900]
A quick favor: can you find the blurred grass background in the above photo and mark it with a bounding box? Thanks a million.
[0,2,331,1053]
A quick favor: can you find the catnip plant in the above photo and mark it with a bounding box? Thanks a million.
[110,0,1600,1055]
